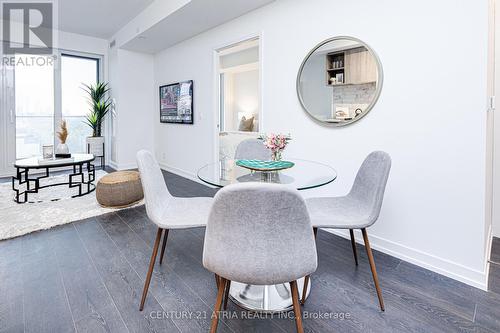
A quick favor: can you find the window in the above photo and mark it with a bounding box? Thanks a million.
[14,52,101,159]
[61,55,99,153]
[15,55,54,159]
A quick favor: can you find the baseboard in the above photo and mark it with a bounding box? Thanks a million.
[325,229,488,290]
[0,171,14,178]
[158,162,215,187]
[108,161,119,170]
[108,161,137,171]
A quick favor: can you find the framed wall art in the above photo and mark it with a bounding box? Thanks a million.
[159,80,193,124]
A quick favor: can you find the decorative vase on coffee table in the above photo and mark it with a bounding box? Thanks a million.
[55,143,70,155]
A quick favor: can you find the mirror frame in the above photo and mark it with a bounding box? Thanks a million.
[296,36,384,127]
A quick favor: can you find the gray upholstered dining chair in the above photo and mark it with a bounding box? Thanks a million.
[203,183,317,333]
[234,138,272,160]
[136,150,213,311]
[304,151,391,311]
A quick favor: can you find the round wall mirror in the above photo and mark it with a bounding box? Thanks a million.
[297,36,383,126]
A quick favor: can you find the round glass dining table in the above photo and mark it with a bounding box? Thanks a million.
[197,158,337,190]
[197,158,337,313]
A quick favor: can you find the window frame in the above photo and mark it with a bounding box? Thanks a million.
[53,50,103,152]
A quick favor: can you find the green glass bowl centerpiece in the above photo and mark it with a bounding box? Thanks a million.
[236,159,295,172]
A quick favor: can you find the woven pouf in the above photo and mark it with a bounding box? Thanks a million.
[96,171,144,208]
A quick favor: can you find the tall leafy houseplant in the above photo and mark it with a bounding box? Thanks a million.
[83,82,111,137]
[83,82,111,162]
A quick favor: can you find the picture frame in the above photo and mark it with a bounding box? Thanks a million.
[159,80,194,124]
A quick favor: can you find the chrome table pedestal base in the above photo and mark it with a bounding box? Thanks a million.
[229,277,310,313]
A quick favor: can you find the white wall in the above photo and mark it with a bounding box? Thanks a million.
[58,31,108,56]
[153,0,489,288]
[108,49,155,170]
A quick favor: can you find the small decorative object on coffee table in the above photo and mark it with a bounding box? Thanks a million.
[55,120,71,158]
[42,145,54,159]
[259,133,292,161]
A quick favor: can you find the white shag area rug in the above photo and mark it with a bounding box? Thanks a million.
[0,170,143,240]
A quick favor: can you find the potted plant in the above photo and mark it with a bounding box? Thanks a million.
[83,82,111,158]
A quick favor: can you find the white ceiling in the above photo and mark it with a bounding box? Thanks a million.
[121,0,275,53]
[57,0,275,46]
[58,0,155,38]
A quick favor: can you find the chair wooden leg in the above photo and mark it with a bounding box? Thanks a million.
[139,227,163,311]
[301,276,310,305]
[349,229,359,266]
[290,281,304,333]
[223,280,231,310]
[210,277,227,333]
[301,227,318,305]
[159,229,169,265]
[214,274,220,288]
[361,228,385,311]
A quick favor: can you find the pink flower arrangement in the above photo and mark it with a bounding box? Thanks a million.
[259,133,292,161]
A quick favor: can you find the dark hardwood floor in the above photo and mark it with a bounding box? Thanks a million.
[1,170,500,332]
[489,237,500,296]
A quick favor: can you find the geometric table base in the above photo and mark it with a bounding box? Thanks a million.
[12,162,95,204]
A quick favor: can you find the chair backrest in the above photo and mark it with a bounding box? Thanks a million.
[203,183,317,285]
[348,151,392,226]
[136,150,172,223]
[234,138,272,160]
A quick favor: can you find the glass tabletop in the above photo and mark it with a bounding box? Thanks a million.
[14,153,95,168]
[197,159,337,190]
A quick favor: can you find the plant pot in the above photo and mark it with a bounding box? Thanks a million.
[55,143,69,155]
[86,136,105,156]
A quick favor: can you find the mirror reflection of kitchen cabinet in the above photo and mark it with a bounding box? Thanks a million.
[344,47,377,84]
[326,52,345,85]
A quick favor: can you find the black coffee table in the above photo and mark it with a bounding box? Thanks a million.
[12,154,96,204]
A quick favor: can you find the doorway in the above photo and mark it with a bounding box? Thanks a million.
[215,37,261,161]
